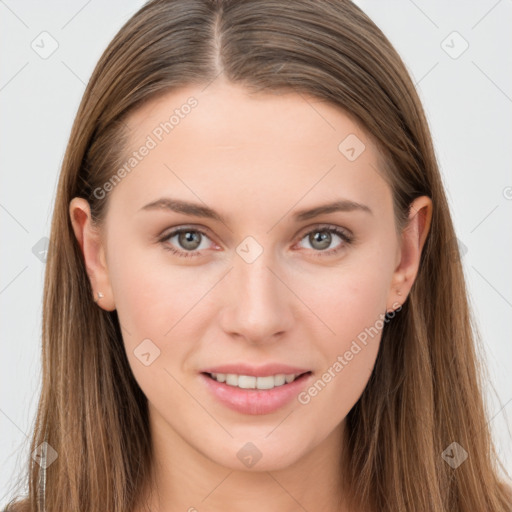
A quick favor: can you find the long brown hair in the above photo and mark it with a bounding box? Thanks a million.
[4,1,511,511]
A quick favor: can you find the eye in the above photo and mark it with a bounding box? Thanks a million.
[159,227,215,258]
[159,224,354,259]
[296,225,353,257]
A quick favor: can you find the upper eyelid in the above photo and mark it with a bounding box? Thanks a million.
[296,223,351,237]
[159,224,213,239]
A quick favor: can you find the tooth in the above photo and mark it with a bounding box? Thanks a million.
[238,375,257,389]
[274,374,286,386]
[226,374,239,386]
[211,372,303,388]
[256,376,275,390]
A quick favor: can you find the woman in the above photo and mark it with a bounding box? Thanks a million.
[4,0,511,511]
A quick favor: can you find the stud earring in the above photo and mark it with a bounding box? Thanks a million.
[93,291,104,303]
[397,290,402,296]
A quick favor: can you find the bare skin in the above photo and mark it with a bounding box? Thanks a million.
[70,79,432,512]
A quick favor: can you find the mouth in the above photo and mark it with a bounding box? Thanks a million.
[199,370,314,415]
[201,371,312,390]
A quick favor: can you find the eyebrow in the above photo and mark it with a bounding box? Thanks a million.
[139,197,373,223]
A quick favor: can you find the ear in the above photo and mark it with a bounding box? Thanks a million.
[387,195,432,310]
[69,197,116,311]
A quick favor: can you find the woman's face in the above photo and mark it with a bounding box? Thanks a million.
[72,80,428,472]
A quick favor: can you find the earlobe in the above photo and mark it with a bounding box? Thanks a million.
[387,196,433,308]
[69,198,116,311]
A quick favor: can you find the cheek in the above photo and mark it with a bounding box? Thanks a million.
[296,286,384,421]
[106,242,216,387]
[108,256,204,407]
[108,239,211,334]
[306,256,391,347]
[297,254,392,409]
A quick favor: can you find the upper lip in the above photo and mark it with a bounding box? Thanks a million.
[201,363,311,377]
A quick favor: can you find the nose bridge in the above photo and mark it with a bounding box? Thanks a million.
[219,239,294,342]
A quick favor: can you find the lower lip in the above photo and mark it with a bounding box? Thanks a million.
[199,372,313,415]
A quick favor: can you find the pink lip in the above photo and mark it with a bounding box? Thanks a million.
[200,363,310,377]
[199,371,313,415]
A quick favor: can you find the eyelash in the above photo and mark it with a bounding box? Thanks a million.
[159,224,354,259]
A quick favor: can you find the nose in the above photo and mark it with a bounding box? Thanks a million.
[217,249,295,345]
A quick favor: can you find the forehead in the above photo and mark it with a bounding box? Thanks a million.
[128,81,370,152]
[111,81,391,220]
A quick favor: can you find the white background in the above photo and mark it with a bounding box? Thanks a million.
[1,0,511,505]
